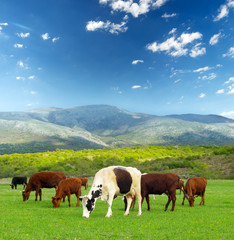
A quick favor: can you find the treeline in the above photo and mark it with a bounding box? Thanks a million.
[0,146,233,179]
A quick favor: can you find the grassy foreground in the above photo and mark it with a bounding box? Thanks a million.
[0,180,233,240]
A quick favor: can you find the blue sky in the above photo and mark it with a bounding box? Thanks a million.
[0,0,234,118]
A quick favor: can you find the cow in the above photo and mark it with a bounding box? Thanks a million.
[79,177,88,190]
[52,178,82,208]
[10,176,27,189]
[79,166,142,218]
[124,174,183,211]
[22,172,66,201]
[141,173,181,211]
[182,177,207,207]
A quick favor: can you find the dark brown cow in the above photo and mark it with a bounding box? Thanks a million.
[22,172,66,201]
[141,173,181,211]
[182,177,207,207]
[52,178,82,208]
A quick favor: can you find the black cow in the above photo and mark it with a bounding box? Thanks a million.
[10,177,27,189]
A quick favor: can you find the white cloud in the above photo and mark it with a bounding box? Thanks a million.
[132,59,144,65]
[28,75,35,80]
[132,85,142,89]
[220,110,234,119]
[209,33,222,45]
[16,76,25,81]
[199,93,206,98]
[17,61,24,68]
[41,33,50,40]
[162,13,177,18]
[0,22,8,26]
[30,91,37,95]
[201,73,216,80]
[52,37,60,43]
[214,0,234,21]
[193,66,211,73]
[146,31,203,57]
[190,43,206,58]
[169,28,177,35]
[216,89,225,94]
[100,0,168,18]
[14,43,23,48]
[86,20,128,34]
[16,32,30,38]
[223,47,234,58]
[224,77,234,84]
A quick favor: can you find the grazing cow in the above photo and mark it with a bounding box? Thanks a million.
[79,166,142,218]
[182,177,207,207]
[22,172,66,201]
[10,176,27,189]
[79,177,88,190]
[52,178,82,208]
[141,173,181,211]
[124,174,183,211]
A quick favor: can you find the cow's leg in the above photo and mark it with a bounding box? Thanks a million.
[124,195,133,216]
[146,194,150,211]
[76,188,81,207]
[39,189,42,201]
[171,193,176,211]
[35,188,40,201]
[135,191,142,216]
[63,196,65,202]
[15,184,17,190]
[165,195,171,211]
[105,191,115,217]
[200,193,205,205]
[182,194,185,206]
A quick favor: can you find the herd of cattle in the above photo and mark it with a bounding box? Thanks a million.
[10,166,207,218]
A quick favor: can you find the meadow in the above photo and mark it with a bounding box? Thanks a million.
[0,179,233,240]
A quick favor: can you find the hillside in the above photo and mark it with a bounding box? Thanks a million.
[0,105,234,153]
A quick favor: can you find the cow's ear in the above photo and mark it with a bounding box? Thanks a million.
[52,197,56,200]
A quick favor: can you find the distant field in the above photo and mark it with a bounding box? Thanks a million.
[0,180,233,240]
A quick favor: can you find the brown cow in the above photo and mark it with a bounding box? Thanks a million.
[52,178,82,208]
[141,173,181,211]
[79,177,88,190]
[125,173,182,211]
[182,177,207,207]
[22,172,66,201]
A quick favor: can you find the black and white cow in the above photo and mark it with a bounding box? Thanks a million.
[10,176,27,189]
[79,166,142,218]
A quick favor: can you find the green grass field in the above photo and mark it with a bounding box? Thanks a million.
[0,180,233,240]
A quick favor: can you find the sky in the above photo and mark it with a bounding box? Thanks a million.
[0,0,234,119]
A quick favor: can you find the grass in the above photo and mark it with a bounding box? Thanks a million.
[0,180,233,240]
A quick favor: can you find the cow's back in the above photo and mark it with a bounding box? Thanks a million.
[27,172,66,189]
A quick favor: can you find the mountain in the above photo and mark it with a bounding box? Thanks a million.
[0,105,234,154]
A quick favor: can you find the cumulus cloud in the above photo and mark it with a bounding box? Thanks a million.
[132,59,144,64]
[16,76,25,81]
[52,37,60,43]
[162,13,177,18]
[169,28,177,35]
[100,0,168,18]
[28,75,35,80]
[86,20,128,34]
[146,31,203,57]
[209,33,222,45]
[214,0,234,21]
[201,73,217,80]
[17,61,25,68]
[16,32,30,38]
[193,66,211,73]
[14,43,23,48]
[132,85,142,89]
[216,89,225,94]
[223,47,234,58]
[30,91,37,95]
[190,43,206,58]
[225,77,234,84]
[220,110,234,119]
[0,22,8,26]
[199,93,206,98]
[41,33,50,40]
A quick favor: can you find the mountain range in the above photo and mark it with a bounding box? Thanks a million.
[0,105,234,154]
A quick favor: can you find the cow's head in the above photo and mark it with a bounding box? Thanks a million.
[52,197,62,208]
[79,195,96,218]
[22,190,30,201]
[184,193,198,207]
[10,184,14,189]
